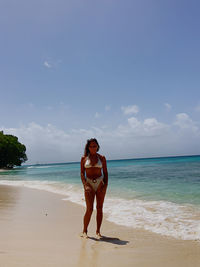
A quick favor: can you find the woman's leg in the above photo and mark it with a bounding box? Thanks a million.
[96,183,107,235]
[83,186,95,234]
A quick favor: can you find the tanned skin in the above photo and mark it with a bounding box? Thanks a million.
[80,141,108,237]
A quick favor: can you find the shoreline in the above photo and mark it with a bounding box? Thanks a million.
[0,179,200,241]
[0,168,12,172]
[0,185,200,267]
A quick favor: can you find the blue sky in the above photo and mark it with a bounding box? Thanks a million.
[1,0,200,163]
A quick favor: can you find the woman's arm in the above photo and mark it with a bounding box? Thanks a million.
[102,156,108,186]
[80,157,87,186]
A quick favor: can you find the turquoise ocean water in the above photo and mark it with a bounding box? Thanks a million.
[0,155,200,240]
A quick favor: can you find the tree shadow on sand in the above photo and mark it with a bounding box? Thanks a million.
[88,235,129,245]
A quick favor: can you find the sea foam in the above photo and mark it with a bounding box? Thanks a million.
[0,179,199,241]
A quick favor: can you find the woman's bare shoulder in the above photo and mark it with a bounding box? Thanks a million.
[97,153,106,161]
[81,156,86,162]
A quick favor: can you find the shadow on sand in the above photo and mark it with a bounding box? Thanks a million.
[88,235,129,245]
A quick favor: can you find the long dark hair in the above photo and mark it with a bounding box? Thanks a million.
[84,138,100,156]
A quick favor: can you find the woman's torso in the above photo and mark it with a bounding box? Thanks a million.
[84,154,103,179]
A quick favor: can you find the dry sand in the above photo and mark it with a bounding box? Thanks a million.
[0,185,199,267]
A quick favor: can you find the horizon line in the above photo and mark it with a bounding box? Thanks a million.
[22,154,200,167]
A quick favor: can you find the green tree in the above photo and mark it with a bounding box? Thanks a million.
[0,131,28,168]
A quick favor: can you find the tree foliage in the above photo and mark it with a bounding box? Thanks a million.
[0,131,28,168]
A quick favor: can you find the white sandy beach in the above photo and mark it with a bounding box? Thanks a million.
[0,185,200,267]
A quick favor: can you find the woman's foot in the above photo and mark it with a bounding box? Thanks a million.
[96,232,102,239]
[80,232,88,238]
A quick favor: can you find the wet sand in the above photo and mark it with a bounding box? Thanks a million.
[0,185,199,267]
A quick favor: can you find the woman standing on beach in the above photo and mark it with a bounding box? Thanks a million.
[80,138,108,238]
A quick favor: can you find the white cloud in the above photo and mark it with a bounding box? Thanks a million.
[2,114,200,164]
[143,118,169,135]
[175,113,190,128]
[124,117,169,137]
[44,61,52,68]
[43,59,62,69]
[174,113,199,133]
[2,123,82,164]
[165,103,172,111]
[121,105,139,115]
[128,117,141,129]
